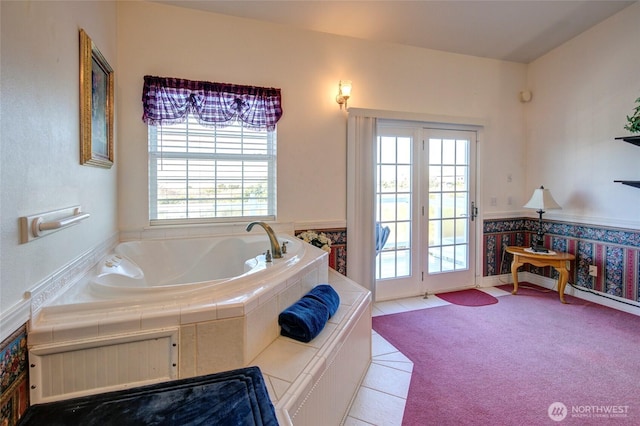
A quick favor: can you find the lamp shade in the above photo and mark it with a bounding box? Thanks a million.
[339,80,352,97]
[523,186,561,210]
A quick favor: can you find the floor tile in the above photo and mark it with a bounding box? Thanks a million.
[371,332,399,357]
[361,362,412,399]
[343,416,376,425]
[348,386,406,426]
[347,288,504,424]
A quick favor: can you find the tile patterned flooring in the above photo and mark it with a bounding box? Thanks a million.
[343,286,511,425]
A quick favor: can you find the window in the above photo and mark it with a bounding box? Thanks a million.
[149,117,276,224]
[141,75,282,225]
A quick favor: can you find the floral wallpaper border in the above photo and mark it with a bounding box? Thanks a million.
[295,228,347,276]
[484,218,640,302]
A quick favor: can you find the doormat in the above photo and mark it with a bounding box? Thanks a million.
[436,288,498,307]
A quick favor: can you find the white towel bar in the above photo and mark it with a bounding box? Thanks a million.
[20,206,90,243]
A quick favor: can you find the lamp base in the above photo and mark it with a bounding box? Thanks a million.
[530,245,549,253]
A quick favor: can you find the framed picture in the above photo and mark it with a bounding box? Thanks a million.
[79,29,114,168]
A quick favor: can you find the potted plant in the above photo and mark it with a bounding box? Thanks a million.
[624,96,640,134]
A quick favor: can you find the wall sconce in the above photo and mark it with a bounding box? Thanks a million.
[336,80,352,109]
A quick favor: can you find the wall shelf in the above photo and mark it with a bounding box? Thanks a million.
[615,136,640,188]
[614,180,640,189]
[615,135,640,147]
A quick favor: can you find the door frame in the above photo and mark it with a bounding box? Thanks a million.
[347,108,485,302]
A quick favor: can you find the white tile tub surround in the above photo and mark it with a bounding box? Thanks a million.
[27,233,335,402]
[254,270,372,426]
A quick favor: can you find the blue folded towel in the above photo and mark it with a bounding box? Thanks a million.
[278,297,330,343]
[304,284,340,318]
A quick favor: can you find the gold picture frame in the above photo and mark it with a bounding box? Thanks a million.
[79,29,114,168]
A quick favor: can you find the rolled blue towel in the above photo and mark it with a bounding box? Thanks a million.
[278,297,330,343]
[304,284,340,318]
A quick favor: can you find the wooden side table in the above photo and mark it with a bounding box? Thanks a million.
[505,246,576,304]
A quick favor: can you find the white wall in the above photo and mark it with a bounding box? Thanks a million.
[0,2,118,321]
[526,2,640,227]
[117,1,528,234]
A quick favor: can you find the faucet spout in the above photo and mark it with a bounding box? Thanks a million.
[245,221,283,259]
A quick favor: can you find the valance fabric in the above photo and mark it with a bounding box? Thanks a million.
[142,75,282,131]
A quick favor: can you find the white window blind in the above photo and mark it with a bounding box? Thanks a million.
[149,115,276,224]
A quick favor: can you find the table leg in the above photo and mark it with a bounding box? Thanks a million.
[556,267,569,304]
[511,257,523,295]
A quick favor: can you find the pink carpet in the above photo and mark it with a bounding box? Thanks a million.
[436,288,498,306]
[372,282,640,425]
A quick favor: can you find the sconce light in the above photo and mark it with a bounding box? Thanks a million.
[523,185,561,252]
[336,80,352,109]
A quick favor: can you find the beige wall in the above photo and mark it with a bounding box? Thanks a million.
[0,1,118,317]
[117,1,528,233]
[3,0,637,338]
[526,2,640,226]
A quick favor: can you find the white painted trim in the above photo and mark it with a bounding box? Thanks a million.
[347,107,487,128]
[293,220,346,230]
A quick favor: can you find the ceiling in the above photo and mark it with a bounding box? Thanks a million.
[153,1,635,63]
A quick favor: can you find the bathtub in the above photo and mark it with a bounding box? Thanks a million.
[89,235,303,297]
[28,233,330,401]
[28,232,372,425]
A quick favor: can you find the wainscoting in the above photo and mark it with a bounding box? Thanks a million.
[484,218,640,302]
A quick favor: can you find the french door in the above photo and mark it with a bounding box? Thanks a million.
[375,124,477,300]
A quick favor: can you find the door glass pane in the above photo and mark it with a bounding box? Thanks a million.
[397,250,411,276]
[398,138,411,163]
[455,193,467,218]
[456,166,468,190]
[442,139,456,164]
[442,218,455,244]
[376,135,412,280]
[380,165,397,192]
[379,251,396,279]
[429,139,441,164]
[380,194,396,221]
[441,245,455,271]
[429,193,441,219]
[455,218,467,244]
[428,220,441,246]
[442,193,455,218]
[427,136,470,275]
[456,140,468,164]
[380,137,396,163]
[455,244,467,270]
[429,166,441,191]
[429,247,441,273]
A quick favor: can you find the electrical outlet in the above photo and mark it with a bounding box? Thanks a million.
[588,265,598,277]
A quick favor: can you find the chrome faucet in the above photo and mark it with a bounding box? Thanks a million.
[245,221,283,259]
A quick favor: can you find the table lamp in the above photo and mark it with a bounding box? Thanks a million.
[523,185,561,252]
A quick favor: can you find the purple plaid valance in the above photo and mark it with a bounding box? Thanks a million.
[142,76,282,131]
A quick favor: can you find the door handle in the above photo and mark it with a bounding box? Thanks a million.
[471,201,478,221]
